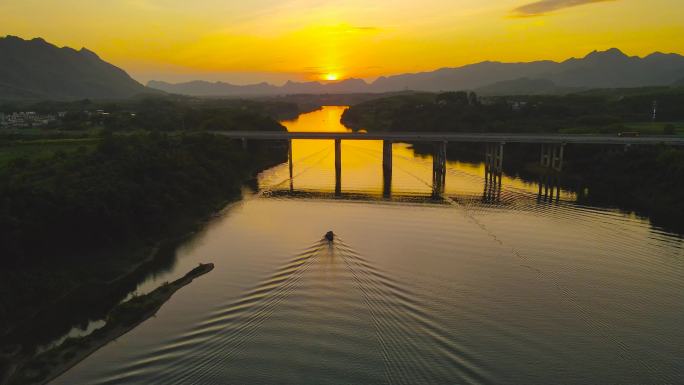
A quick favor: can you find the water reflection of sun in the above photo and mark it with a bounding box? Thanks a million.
[276,106,577,200]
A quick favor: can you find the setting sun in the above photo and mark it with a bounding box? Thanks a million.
[3,1,683,83]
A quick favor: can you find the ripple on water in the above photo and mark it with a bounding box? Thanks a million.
[83,237,498,385]
[49,107,684,385]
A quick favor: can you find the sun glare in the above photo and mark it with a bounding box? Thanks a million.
[324,73,339,81]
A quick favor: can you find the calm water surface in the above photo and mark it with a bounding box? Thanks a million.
[52,106,684,385]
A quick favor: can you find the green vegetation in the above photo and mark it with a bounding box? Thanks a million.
[117,97,297,131]
[0,139,99,168]
[341,88,684,134]
[0,132,286,341]
[624,122,684,135]
[6,263,214,385]
[0,133,285,262]
[342,89,684,233]
[566,145,684,231]
[559,122,684,135]
[1,95,311,132]
[0,97,291,355]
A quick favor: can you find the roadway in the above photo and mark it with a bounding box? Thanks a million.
[210,131,684,145]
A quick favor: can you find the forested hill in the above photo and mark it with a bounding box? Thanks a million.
[340,89,684,235]
[340,88,684,134]
[0,36,152,100]
[0,96,292,352]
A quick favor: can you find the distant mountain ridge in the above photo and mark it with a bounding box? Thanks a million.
[0,35,150,100]
[2,35,683,100]
[148,78,374,97]
[149,48,684,96]
[474,78,578,96]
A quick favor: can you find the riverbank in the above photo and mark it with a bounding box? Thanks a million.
[0,132,287,352]
[0,98,292,381]
[3,263,215,385]
[341,92,684,234]
[409,141,684,233]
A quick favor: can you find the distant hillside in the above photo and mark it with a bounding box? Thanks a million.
[147,80,279,97]
[148,48,684,96]
[369,49,684,92]
[149,78,372,97]
[0,36,151,100]
[475,78,577,96]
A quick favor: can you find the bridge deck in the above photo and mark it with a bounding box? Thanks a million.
[211,131,684,145]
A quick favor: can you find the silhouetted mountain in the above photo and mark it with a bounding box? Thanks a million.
[148,48,684,96]
[283,78,370,94]
[0,36,150,100]
[369,61,558,93]
[475,78,577,96]
[149,78,370,96]
[548,49,684,89]
[370,49,684,92]
[147,80,279,96]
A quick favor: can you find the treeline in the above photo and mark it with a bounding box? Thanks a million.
[0,133,286,339]
[341,88,684,133]
[572,145,684,232]
[0,95,309,131]
[342,89,684,233]
[0,133,285,263]
[112,97,287,132]
[0,96,296,352]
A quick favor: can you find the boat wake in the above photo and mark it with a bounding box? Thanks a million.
[93,235,493,385]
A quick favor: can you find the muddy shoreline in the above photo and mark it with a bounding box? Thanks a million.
[5,263,214,385]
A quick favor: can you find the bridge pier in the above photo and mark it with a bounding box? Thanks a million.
[288,139,294,191]
[485,142,504,173]
[483,167,502,203]
[241,137,248,150]
[383,140,393,198]
[540,144,549,167]
[552,144,564,172]
[432,141,447,197]
[537,174,561,202]
[541,143,565,172]
[335,139,342,196]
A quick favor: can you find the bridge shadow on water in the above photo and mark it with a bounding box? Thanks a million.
[262,164,571,211]
[257,132,576,212]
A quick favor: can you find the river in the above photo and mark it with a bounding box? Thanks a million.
[51,106,684,385]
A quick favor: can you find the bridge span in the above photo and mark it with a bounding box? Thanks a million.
[211,131,684,197]
[212,131,684,145]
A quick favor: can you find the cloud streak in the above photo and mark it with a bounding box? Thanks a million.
[512,0,617,17]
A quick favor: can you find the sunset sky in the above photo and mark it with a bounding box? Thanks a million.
[2,0,683,84]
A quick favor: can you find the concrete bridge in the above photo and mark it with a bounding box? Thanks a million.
[212,131,684,197]
[212,131,684,145]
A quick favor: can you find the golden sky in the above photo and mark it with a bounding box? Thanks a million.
[2,0,683,84]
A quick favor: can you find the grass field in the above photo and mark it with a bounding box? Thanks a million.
[559,122,684,136]
[622,122,684,135]
[0,138,100,168]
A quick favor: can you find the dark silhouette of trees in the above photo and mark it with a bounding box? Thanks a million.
[342,88,684,134]
[0,133,285,264]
